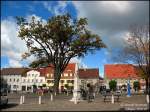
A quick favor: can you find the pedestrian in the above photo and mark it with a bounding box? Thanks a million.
[87,83,94,103]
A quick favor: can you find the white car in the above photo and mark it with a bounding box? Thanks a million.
[0,88,8,105]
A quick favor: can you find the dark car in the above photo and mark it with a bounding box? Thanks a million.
[0,88,8,105]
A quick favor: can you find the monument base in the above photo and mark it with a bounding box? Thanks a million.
[69,90,83,102]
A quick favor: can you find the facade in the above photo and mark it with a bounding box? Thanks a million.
[44,63,77,92]
[104,64,146,91]
[1,63,101,93]
[21,69,46,92]
[78,68,102,92]
[1,68,28,92]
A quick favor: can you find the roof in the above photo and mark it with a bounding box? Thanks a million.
[37,63,76,76]
[78,68,99,79]
[104,64,139,79]
[1,68,29,75]
[64,63,76,72]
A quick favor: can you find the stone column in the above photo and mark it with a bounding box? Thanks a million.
[70,72,81,103]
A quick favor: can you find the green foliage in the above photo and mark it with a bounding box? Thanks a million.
[109,80,117,91]
[133,81,140,91]
[42,84,47,87]
[16,13,106,91]
[64,84,69,89]
[16,14,106,68]
[32,84,37,89]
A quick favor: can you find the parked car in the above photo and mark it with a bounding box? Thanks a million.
[0,88,8,105]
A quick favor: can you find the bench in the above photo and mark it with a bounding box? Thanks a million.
[102,93,121,102]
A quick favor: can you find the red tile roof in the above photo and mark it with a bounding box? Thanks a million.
[38,63,76,76]
[78,68,99,79]
[104,64,139,79]
[64,63,76,72]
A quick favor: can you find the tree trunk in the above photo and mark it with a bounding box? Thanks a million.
[53,67,61,94]
[145,78,150,94]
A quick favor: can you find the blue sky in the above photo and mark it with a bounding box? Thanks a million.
[1,1,149,77]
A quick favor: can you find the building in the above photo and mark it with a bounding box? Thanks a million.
[1,63,101,93]
[21,69,46,92]
[104,64,146,91]
[1,68,28,92]
[78,68,102,92]
[44,63,77,92]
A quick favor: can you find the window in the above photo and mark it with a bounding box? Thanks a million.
[61,80,64,83]
[47,74,49,77]
[13,85,16,89]
[40,79,43,82]
[47,80,51,83]
[28,79,30,82]
[17,79,19,82]
[81,80,85,83]
[47,80,54,83]
[32,79,34,82]
[14,79,15,82]
[70,73,72,76]
[24,79,26,82]
[71,80,74,84]
[50,80,54,83]
[64,73,68,77]
[36,79,38,83]
[67,80,70,83]
[32,74,34,77]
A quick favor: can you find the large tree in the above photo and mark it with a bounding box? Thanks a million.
[113,24,149,94]
[16,14,106,93]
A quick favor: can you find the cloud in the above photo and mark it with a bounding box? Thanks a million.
[72,1,149,67]
[26,14,47,24]
[1,17,27,67]
[70,57,88,68]
[9,59,22,67]
[1,14,47,68]
[43,1,69,16]
[72,1,149,60]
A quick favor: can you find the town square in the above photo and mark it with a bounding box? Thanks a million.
[1,1,149,112]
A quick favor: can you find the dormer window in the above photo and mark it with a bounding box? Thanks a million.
[47,74,49,77]
[64,73,68,77]
[70,73,72,76]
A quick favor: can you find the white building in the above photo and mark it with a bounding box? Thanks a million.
[1,68,28,92]
[21,69,46,92]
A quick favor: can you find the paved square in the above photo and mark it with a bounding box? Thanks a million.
[1,93,149,111]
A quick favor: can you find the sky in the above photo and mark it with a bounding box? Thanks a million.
[1,1,149,77]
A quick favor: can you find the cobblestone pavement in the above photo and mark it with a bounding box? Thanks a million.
[1,93,149,111]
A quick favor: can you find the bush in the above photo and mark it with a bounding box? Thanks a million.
[133,81,140,91]
[109,80,117,91]
[64,84,69,89]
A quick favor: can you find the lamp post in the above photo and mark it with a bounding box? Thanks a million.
[127,74,131,97]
